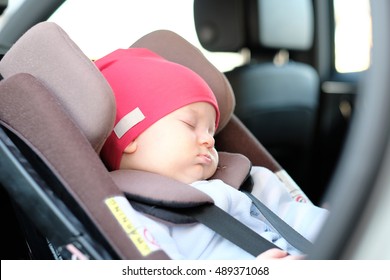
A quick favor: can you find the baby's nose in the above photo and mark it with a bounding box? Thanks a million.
[199,131,215,148]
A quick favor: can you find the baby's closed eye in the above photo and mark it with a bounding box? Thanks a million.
[180,119,196,129]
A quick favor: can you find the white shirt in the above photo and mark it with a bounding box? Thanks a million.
[136,166,329,259]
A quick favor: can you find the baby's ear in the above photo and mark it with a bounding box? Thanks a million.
[123,141,137,154]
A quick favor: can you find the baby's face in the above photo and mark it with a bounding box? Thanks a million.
[120,102,219,184]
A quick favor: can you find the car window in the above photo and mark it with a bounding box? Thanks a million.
[1,0,372,74]
[334,0,371,73]
[0,0,25,29]
[47,0,245,73]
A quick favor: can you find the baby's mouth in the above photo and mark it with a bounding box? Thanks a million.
[198,154,212,164]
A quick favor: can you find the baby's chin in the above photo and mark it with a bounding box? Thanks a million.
[190,168,218,184]
[175,173,214,185]
[169,164,218,184]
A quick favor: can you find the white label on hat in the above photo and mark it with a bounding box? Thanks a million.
[114,107,145,139]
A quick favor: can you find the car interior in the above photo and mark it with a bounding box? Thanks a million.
[0,20,314,259]
[194,0,320,197]
[1,0,390,260]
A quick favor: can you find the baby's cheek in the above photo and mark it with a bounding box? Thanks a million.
[204,165,217,180]
[211,147,219,163]
[208,152,219,178]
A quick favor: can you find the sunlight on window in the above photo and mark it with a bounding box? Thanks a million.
[49,0,244,72]
[334,0,372,73]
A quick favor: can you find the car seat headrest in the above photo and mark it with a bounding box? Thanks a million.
[257,0,314,50]
[112,152,252,205]
[130,29,236,133]
[194,0,246,52]
[110,151,252,225]
[194,0,314,52]
[0,22,116,153]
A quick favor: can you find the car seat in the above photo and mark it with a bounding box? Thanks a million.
[194,0,320,199]
[0,21,311,260]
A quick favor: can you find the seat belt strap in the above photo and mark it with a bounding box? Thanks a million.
[179,204,279,257]
[243,191,313,254]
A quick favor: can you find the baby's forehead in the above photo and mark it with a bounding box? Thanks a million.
[174,102,217,117]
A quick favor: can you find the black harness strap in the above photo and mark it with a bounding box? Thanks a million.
[178,204,279,257]
[128,197,279,257]
[243,191,313,254]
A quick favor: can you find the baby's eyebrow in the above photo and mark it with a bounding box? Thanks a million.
[178,107,198,120]
[177,108,196,119]
[185,107,198,115]
[182,106,216,129]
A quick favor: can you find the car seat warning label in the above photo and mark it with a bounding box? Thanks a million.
[105,196,160,257]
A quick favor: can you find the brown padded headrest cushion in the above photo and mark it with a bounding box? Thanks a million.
[0,22,116,153]
[111,152,252,208]
[130,30,236,133]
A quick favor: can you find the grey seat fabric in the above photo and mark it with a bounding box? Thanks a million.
[194,0,320,194]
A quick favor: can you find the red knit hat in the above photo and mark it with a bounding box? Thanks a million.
[95,48,220,171]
